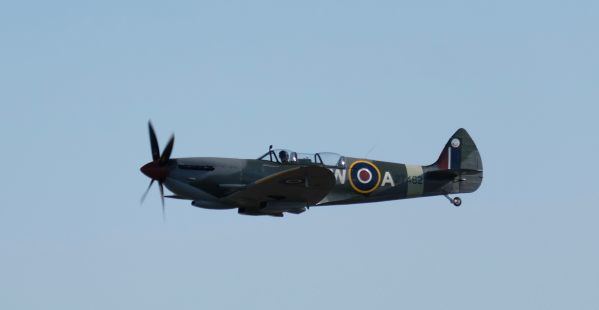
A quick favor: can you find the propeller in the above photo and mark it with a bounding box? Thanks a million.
[140,121,175,220]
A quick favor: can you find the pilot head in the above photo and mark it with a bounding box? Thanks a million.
[279,150,289,163]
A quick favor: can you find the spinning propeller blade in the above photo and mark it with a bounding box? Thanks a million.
[159,181,165,221]
[149,122,160,161]
[140,179,155,204]
[159,135,175,165]
[140,121,174,220]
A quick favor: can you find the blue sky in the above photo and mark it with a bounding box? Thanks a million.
[1,1,598,309]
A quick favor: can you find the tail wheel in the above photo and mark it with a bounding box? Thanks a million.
[452,197,462,207]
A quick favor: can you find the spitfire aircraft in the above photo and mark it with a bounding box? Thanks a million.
[140,122,483,217]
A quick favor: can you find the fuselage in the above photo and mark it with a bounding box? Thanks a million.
[161,156,480,209]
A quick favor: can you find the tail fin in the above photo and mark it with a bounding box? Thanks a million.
[434,128,482,171]
[428,128,483,193]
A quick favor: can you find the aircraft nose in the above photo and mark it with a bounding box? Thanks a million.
[140,162,170,181]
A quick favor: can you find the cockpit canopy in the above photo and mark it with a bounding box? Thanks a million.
[258,148,346,169]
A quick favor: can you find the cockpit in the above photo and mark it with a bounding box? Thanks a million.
[258,147,346,169]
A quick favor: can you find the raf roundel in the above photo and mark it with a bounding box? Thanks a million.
[348,160,382,194]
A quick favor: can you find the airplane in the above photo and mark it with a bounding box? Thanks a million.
[140,122,483,217]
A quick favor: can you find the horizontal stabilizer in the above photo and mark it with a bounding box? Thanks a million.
[424,169,482,181]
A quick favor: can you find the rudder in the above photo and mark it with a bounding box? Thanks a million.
[434,128,482,171]
[428,128,483,194]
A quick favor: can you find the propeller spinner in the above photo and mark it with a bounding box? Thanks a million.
[140,121,175,219]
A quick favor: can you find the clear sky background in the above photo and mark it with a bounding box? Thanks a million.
[1,1,598,309]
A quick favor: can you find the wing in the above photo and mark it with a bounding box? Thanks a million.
[221,166,335,208]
